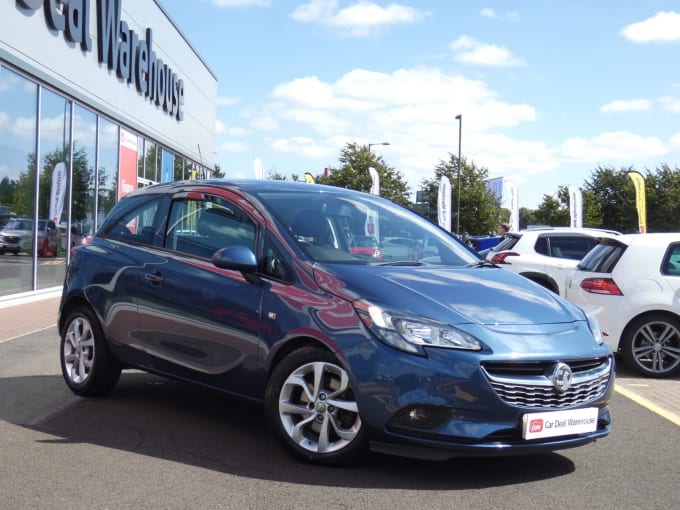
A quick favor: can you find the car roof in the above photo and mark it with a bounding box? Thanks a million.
[121,179,367,199]
[603,232,680,247]
[515,227,621,236]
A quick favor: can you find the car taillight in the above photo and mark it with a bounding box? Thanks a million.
[579,278,623,296]
[491,251,519,264]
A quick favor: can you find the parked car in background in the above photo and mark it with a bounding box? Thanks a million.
[0,218,58,257]
[59,179,613,466]
[565,233,680,378]
[348,235,381,259]
[486,227,621,296]
[466,234,502,255]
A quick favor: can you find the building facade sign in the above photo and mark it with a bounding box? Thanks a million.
[16,0,185,121]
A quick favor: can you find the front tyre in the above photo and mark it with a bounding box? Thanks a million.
[621,313,680,378]
[265,347,367,466]
[60,306,122,396]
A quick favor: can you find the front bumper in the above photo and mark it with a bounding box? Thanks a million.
[344,339,614,459]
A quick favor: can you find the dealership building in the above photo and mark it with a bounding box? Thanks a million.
[0,0,217,301]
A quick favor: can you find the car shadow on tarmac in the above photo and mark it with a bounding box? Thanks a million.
[0,370,578,489]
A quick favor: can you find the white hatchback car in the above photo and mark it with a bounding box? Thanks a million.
[486,228,620,297]
[565,233,680,378]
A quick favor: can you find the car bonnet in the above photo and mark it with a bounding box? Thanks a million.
[312,263,583,327]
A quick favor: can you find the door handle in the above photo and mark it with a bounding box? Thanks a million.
[144,271,164,285]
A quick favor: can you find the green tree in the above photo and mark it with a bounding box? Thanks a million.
[0,177,18,209]
[212,163,225,178]
[321,142,411,205]
[646,164,680,232]
[519,207,537,229]
[533,193,568,226]
[583,166,639,232]
[419,155,500,235]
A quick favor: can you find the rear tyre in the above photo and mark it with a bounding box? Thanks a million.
[621,313,680,378]
[60,306,122,395]
[265,347,367,466]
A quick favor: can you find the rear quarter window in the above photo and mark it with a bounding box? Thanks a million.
[577,242,625,273]
[662,243,680,276]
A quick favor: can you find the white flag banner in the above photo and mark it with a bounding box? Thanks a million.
[568,185,583,228]
[253,157,264,180]
[438,175,451,231]
[505,179,519,232]
[368,167,380,195]
[49,161,67,224]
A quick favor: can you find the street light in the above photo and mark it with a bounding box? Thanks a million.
[368,142,390,153]
[455,114,462,235]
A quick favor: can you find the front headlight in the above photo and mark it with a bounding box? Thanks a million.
[583,309,604,345]
[354,300,482,355]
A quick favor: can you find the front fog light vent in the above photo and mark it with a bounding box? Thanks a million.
[388,405,452,432]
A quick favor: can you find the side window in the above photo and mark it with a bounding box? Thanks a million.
[549,236,592,260]
[535,236,549,255]
[261,234,288,281]
[105,199,160,245]
[662,243,680,276]
[165,196,256,258]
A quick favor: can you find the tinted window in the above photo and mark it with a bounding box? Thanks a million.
[105,198,161,245]
[494,235,520,252]
[165,196,256,259]
[577,241,625,273]
[548,236,594,260]
[261,234,288,281]
[662,243,680,276]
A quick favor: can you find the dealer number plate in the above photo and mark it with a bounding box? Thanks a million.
[522,407,598,440]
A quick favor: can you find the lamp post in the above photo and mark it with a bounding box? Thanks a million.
[368,142,390,153]
[455,114,462,235]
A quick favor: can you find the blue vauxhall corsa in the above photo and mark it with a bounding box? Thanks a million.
[59,180,613,466]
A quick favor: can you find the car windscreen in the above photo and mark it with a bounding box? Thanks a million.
[577,240,626,273]
[493,235,520,252]
[256,190,479,266]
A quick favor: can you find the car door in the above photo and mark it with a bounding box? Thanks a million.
[136,190,265,396]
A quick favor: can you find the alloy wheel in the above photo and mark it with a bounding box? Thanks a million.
[278,360,361,454]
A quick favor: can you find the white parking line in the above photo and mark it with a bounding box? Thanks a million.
[615,384,680,426]
[0,325,55,345]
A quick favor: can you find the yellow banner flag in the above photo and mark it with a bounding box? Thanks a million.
[627,171,646,233]
[304,172,315,184]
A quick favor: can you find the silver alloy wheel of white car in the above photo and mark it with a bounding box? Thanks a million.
[63,315,96,385]
[278,360,362,454]
[623,315,680,377]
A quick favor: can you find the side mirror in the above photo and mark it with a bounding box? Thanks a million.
[212,246,259,283]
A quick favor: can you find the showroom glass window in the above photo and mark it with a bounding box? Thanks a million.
[97,117,119,231]
[0,66,38,295]
[71,105,96,252]
[38,87,71,289]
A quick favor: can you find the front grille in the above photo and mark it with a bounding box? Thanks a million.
[481,357,612,409]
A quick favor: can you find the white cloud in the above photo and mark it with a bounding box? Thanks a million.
[291,0,428,37]
[217,96,240,106]
[211,0,269,7]
[216,119,226,134]
[242,66,544,191]
[659,96,680,113]
[620,11,680,42]
[480,8,519,21]
[560,131,668,162]
[450,36,525,67]
[600,99,652,112]
[218,140,250,152]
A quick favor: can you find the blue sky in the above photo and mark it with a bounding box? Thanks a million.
[161,0,680,208]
